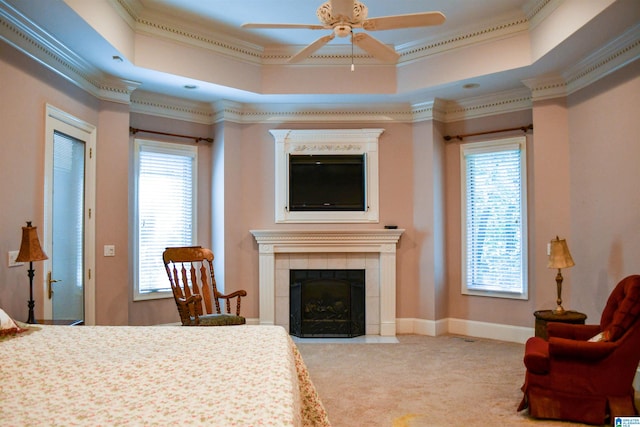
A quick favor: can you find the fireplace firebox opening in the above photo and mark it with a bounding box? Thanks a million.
[290,269,365,338]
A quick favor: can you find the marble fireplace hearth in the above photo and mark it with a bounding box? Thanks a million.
[250,229,403,336]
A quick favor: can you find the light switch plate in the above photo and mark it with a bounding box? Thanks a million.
[104,245,115,257]
[8,250,24,267]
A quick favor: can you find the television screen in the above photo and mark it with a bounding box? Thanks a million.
[289,154,365,211]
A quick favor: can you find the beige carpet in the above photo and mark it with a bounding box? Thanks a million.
[297,334,638,427]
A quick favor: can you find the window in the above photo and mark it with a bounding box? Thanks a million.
[133,139,197,300]
[460,136,527,299]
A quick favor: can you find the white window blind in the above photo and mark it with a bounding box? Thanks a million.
[461,137,527,298]
[134,139,197,299]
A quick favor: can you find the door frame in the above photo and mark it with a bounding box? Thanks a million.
[43,104,96,325]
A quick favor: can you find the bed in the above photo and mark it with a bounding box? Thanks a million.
[0,319,330,426]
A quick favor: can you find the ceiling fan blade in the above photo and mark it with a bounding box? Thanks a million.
[288,33,336,63]
[352,33,399,62]
[242,23,326,30]
[330,0,354,20]
[363,11,446,31]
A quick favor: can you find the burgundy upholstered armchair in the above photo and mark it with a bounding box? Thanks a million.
[518,274,640,425]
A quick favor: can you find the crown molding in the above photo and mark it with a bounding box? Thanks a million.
[564,22,640,96]
[523,23,640,101]
[398,16,529,64]
[0,0,138,104]
[128,88,535,125]
[232,104,415,124]
[130,91,214,124]
[523,0,561,31]
[521,75,566,102]
[4,0,636,124]
[442,88,532,122]
[134,18,264,65]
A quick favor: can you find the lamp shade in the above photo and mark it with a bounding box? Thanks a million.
[547,236,574,269]
[15,221,48,263]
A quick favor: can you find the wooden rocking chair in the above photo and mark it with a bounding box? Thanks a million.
[162,246,246,326]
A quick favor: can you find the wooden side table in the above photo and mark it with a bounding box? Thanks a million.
[533,310,587,340]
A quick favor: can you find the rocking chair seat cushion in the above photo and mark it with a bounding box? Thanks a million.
[189,314,246,326]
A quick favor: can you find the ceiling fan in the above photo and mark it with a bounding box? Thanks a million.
[242,0,445,63]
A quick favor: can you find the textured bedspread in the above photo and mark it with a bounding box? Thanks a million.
[0,324,330,426]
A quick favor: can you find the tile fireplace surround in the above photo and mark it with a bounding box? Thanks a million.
[250,229,404,336]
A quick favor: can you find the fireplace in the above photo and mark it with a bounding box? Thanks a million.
[250,229,403,336]
[290,269,365,338]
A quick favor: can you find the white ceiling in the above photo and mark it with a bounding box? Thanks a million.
[2,0,639,108]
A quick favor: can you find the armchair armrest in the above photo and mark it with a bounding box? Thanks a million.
[547,322,601,340]
[548,336,616,361]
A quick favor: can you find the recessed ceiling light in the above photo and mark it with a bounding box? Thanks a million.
[463,83,480,89]
[184,84,198,90]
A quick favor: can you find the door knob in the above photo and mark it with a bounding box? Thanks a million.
[47,271,59,299]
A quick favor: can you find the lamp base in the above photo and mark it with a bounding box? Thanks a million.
[553,305,566,315]
[27,299,37,324]
[554,269,566,316]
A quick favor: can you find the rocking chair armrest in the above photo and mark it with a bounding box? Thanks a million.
[217,290,247,299]
[176,294,203,307]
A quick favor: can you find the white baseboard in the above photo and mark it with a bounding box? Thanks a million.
[397,317,534,344]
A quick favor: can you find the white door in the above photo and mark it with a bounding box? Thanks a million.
[43,105,96,325]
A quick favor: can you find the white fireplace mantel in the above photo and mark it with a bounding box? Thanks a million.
[250,229,404,336]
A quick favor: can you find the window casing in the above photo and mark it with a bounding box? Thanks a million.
[460,136,527,299]
[133,139,197,300]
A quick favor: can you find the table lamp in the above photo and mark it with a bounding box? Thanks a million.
[547,236,574,315]
[16,221,48,324]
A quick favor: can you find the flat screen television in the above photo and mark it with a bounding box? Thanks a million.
[289,154,365,211]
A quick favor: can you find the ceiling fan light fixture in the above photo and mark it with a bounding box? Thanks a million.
[334,25,352,37]
[317,1,368,26]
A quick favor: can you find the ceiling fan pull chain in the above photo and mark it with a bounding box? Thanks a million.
[351,32,355,71]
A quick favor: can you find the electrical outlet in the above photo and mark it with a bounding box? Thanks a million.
[8,250,24,267]
[104,245,116,257]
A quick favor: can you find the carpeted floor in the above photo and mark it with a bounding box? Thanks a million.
[297,334,638,427]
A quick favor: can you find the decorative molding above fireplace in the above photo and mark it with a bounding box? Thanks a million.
[270,128,383,224]
[250,229,404,336]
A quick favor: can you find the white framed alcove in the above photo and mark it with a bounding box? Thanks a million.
[271,128,383,223]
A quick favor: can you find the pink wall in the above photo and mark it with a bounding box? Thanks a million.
[0,42,99,322]
[567,59,640,321]
[2,36,639,329]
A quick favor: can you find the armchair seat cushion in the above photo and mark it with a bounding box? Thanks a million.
[188,314,246,326]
